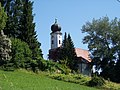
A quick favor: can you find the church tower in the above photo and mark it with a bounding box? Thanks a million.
[50,19,62,49]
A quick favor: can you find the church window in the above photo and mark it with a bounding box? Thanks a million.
[52,40,54,44]
[59,40,61,44]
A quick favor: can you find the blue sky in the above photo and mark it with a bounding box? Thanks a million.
[32,0,120,59]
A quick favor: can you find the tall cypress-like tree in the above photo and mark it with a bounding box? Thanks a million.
[60,33,77,70]
[67,34,77,69]
[19,0,42,60]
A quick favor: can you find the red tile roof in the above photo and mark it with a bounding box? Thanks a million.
[75,48,92,62]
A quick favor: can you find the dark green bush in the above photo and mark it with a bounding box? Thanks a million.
[39,60,71,74]
[88,75,105,87]
[11,38,32,68]
[2,62,15,71]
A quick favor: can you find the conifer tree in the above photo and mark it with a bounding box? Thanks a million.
[19,0,42,60]
[67,34,77,69]
[60,33,77,70]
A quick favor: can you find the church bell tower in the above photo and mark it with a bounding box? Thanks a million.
[50,19,62,49]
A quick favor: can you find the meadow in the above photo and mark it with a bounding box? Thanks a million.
[0,70,98,90]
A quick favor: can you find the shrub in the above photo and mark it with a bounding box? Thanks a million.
[38,60,71,74]
[88,75,105,87]
[2,62,15,71]
[0,30,11,66]
[49,73,90,85]
[11,38,32,68]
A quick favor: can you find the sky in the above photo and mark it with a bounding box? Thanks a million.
[32,0,120,59]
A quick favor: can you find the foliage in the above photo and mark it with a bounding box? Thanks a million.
[19,0,43,60]
[114,60,120,83]
[1,0,43,60]
[0,2,7,31]
[0,3,12,70]
[104,79,120,90]
[39,60,71,74]
[61,33,77,70]
[81,16,120,82]
[1,0,23,37]
[0,70,98,90]
[49,73,90,85]
[0,2,11,67]
[11,38,32,69]
[38,60,71,74]
[0,30,11,68]
[88,75,105,87]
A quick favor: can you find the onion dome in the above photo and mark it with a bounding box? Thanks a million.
[51,19,61,33]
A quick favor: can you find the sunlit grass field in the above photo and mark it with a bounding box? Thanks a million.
[0,70,98,90]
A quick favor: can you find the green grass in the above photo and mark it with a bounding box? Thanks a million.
[0,69,98,90]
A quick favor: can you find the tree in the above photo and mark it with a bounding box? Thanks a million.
[1,0,27,38]
[60,33,77,70]
[0,2,7,30]
[11,38,32,68]
[1,0,43,59]
[19,0,42,60]
[114,60,120,82]
[81,16,120,81]
[0,2,11,67]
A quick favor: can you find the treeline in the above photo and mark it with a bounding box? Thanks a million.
[0,0,43,72]
[81,16,120,83]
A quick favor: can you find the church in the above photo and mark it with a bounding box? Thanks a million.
[49,19,92,76]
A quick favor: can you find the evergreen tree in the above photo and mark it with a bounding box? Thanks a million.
[67,34,77,69]
[19,0,42,60]
[60,33,77,70]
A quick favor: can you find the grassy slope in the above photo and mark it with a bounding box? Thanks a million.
[0,70,98,90]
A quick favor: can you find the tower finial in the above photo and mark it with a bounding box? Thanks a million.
[55,18,57,23]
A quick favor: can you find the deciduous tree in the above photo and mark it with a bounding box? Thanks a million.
[0,3,11,67]
[81,16,120,82]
